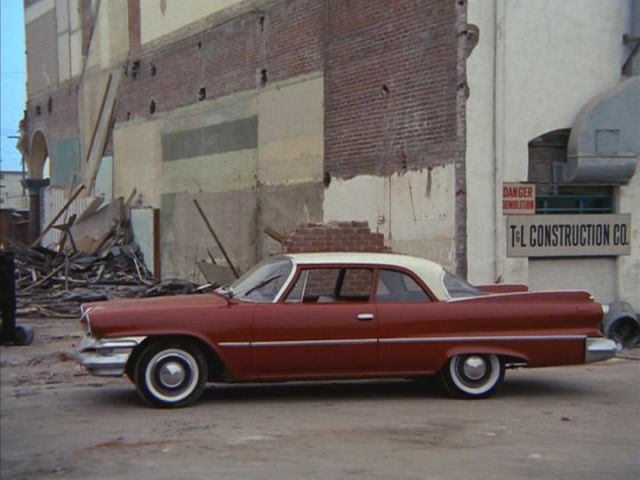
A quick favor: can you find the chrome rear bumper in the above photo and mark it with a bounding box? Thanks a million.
[585,337,618,363]
[75,335,147,377]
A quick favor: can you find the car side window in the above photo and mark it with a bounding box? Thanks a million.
[286,268,372,303]
[376,269,430,302]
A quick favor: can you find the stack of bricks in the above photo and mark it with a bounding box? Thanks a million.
[284,222,390,253]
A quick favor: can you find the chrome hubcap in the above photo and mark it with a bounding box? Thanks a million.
[159,361,186,388]
[462,356,487,380]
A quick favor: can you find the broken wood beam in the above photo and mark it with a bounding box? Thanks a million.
[264,227,287,245]
[31,185,85,248]
[22,253,81,291]
[193,199,239,279]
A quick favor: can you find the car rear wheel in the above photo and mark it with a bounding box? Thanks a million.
[440,354,504,399]
[134,341,207,408]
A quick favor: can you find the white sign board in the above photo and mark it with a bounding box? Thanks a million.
[507,214,631,257]
[502,183,536,215]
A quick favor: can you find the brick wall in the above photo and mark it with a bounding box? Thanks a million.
[26,0,462,180]
[25,81,80,156]
[116,0,324,123]
[325,0,460,179]
[284,221,390,253]
[22,0,466,269]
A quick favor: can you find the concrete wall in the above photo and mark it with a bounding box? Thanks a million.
[86,0,129,70]
[323,165,457,272]
[95,155,112,200]
[257,74,324,187]
[24,0,465,283]
[466,0,638,307]
[618,174,640,308]
[131,207,158,276]
[56,0,82,81]
[139,0,246,45]
[153,74,325,281]
[529,258,617,304]
[113,119,164,207]
[25,2,58,96]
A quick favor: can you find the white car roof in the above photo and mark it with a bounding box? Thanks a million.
[283,252,448,300]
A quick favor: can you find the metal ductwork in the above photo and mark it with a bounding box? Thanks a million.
[564,76,639,184]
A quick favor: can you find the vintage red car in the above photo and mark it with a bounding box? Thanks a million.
[75,252,618,407]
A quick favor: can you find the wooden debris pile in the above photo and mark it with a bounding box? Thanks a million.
[7,193,246,319]
[9,189,173,318]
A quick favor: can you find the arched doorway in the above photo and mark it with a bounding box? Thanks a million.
[26,130,49,180]
[24,130,51,243]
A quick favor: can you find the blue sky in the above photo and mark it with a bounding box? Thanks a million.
[1,1,26,172]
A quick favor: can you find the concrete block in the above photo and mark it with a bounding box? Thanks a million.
[258,74,324,186]
[160,190,258,281]
[131,207,159,277]
[113,119,164,207]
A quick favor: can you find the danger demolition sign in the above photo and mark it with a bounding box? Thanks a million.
[502,183,535,215]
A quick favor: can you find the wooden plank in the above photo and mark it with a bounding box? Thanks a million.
[76,197,104,223]
[31,185,85,248]
[264,227,287,245]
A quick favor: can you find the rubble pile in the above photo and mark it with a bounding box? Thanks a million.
[6,193,204,319]
[13,226,155,318]
[13,239,202,318]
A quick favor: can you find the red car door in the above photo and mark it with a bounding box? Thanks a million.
[251,267,378,376]
[374,268,445,374]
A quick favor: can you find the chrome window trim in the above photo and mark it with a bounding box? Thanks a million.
[273,257,298,303]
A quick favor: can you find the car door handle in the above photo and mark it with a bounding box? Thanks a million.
[357,313,375,321]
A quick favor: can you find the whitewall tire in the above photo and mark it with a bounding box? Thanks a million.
[440,354,504,399]
[134,342,207,408]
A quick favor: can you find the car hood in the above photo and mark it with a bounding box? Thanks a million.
[83,293,230,314]
[82,293,234,337]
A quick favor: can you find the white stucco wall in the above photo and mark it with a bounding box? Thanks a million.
[323,165,457,272]
[466,0,637,307]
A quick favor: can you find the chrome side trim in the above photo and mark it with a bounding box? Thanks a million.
[447,289,594,303]
[254,338,377,347]
[218,335,585,349]
[219,339,378,348]
[379,335,585,344]
[218,342,251,348]
[585,337,618,363]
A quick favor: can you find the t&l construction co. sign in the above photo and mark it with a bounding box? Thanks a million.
[507,214,631,257]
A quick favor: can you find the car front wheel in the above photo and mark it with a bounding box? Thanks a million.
[440,353,504,399]
[134,341,207,408]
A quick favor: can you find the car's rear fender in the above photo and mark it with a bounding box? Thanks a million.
[441,345,529,370]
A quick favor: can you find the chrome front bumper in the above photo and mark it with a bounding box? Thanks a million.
[585,337,619,363]
[75,335,147,377]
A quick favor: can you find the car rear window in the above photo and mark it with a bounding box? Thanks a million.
[376,269,430,302]
[443,271,485,299]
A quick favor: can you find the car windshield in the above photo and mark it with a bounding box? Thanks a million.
[442,271,485,299]
[222,257,293,303]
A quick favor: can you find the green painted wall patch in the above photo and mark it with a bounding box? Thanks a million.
[162,117,258,162]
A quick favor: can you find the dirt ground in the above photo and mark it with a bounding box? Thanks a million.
[1,316,639,480]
